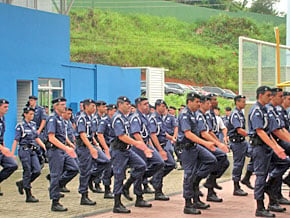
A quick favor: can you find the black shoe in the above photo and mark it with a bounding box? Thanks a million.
[16,181,24,195]
[95,183,104,193]
[213,182,222,190]
[88,179,98,193]
[80,193,96,206]
[184,205,201,214]
[194,201,210,210]
[233,189,248,196]
[255,208,275,217]
[113,205,131,213]
[155,192,170,201]
[268,204,286,213]
[143,185,155,194]
[60,186,70,193]
[46,174,51,181]
[198,190,204,197]
[104,191,114,199]
[0,186,3,196]
[51,202,68,212]
[277,197,290,205]
[26,195,39,203]
[207,194,223,202]
[59,193,65,198]
[241,179,254,190]
[135,199,152,207]
[123,188,133,201]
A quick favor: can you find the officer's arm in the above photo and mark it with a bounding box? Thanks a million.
[119,134,148,151]
[0,144,13,157]
[48,133,70,151]
[272,128,290,143]
[35,138,47,150]
[97,133,110,151]
[11,140,18,156]
[38,120,46,133]
[256,129,284,150]
[237,128,248,137]
[201,130,227,152]
[173,126,178,139]
[165,132,174,141]
[150,133,164,152]
[80,132,95,150]
[185,130,214,149]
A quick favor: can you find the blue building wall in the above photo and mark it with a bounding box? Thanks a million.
[0,3,140,149]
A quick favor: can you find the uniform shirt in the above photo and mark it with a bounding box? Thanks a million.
[46,112,66,144]
[32,105,47,129]
[149,111,167,144]
[195,110,209,138]
[227,107,246,137]
[177,107,198,144]
[112,110,130,138]
[75,112,94,141]
[276,105,290,131]
[97,115,115,144]
[74,111,83,124]
[163,114,178,136]
[266,103,283,133]
[222,115,230,128]
[15,120,38,145]
[0,116,5,144]
[129,110,151,143]
[64,119,75,143]
[205,109,218,133]
[248,101,271,136]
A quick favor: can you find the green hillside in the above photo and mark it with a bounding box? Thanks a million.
[72,0,285,25]
[70,9,286,91]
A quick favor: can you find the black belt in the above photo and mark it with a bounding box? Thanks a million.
[249,136,264,147]
[229,136,245,143]
[20,144,35,149]
[111,139,130,151]
[176,141,196,150]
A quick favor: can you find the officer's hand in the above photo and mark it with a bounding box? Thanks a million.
[104,149,111,160]
[204,141,216,152]
[1,147,14,157]
[144,148,154,158]
[37,129,41,135]
[171,136,177,144]
[90,148,98,159]
[223,136,229,145]
[274,146,287,160]
[66,147,77,158]
[219,143,230,153]
[159,149,168,161]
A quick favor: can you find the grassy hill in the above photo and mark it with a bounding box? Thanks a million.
[72,0,285,25]
[70,9,286,91]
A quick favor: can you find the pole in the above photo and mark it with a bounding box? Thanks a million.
[275,27,281,84]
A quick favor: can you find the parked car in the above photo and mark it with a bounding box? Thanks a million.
[189,85,211,96]
[141,81,184,96]
[223,89,237,99]
[166,82,191,93]
[202,86,225,96]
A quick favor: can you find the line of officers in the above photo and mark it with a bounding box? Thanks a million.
[0,85,289,216]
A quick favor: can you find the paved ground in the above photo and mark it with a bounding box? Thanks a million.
[0,155,289,218]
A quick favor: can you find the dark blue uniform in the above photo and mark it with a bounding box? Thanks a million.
[64,119,75,144]
[111,110,146,196]
[0,116,18,184]
[227,108,252,182]
[148,111,175,191]
[46,112,79,200]
[178,107,217,200]
[33,105,47,129]
[163,113,177,154]
[15,120,41,189]
[75,112,110,194]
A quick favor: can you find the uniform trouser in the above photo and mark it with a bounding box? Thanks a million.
[181,144,217,199]
[76,146,110,194]
[0,151,18,183]
[246,143,254,172]
[18,146,41,189]
[252,145,273,200]
[111,148,146,195]
[131,144,165,179]
[230,140,248,182]
[151,143,176,190]
[47,148,79,200]
[93,148,113,186]
[205,147,230,178]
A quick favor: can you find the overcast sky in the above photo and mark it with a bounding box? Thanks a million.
[238,0,288,14]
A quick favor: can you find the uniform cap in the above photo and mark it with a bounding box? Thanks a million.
[135,97,148,105]
[155,99,167,106]
[52,97,66,104]
[23,107,35,113]
[283,91,290,97]
[107,104,117,110]
[117,96,131,103]
[95,100,106,106]
[234,95,246,102]
[271,87,283,93]
[28,96,38,100]
[256,86,271,93]
[0,99,9,104]
[83,99,95,104]
[169,106,176,110]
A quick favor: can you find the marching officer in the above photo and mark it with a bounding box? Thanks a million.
[111,96,153,213]
[46,97,79,212]
[0,99,18,196]
[248,86,286,217]
[12,107,46,202]
[177,93,217,214]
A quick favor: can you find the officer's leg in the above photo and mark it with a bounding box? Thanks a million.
[59,152,79,189]
[0,152,18,184]
[30,150,41,184]
[241,142,254,189]
[231,141,248,196]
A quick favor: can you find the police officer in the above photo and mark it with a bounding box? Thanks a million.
[163,105,178,155]
[222,106,232,128]
[97,104,117,199]
[200,96,230,202]
[0,99,18,196]
[149,99,175,201]
[124,97,164,201]
[75,101,84,119]
[168,106,177,117]
[12,107,46,202]
[46,97,79,212]
[177,93,217,215]
[111,96,153,213]
[75,99,110,206]
[248,86,287,217]
[227,95,249,196]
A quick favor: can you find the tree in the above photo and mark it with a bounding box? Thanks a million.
[249,0,280,16]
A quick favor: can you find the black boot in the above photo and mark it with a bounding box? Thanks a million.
[51,199,68,212]
[184,198,201,214]
[46,174,51,181]
[80,192,96,206]
[104,185,114,199]
[193,182,210,210]
[25,188,39,203]
[256,200,275,217]
[0,186,3,196]
[113,194,131,213]
[233,181,248,196]
[143,183,155,194]
[135,195,152,207]
[241,170,254,189]
[206,188,223,202]
[155,188,170,201]
[277,196,290,205]
[268,198,286,213]
[264,177,277,200]
[16,181,24,195]
[95,182,104,193]
[88,177,98,193]
[59,184,70,193]
[123,176,135,201]
[282,173,290,187]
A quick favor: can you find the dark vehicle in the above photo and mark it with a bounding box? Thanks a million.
[202,86,235,99]
[166,82,191,93]
[141,81,184,96]
[141,80,146,95]
[223,89,237,99]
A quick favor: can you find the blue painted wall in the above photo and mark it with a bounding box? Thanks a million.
[0,3,140,149]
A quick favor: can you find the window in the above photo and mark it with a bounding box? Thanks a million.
[38,79,63,113]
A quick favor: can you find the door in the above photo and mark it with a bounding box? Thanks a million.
[17,80,32,123]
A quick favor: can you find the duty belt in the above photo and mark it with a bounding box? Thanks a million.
[249,135,264,147]
[176,141,196,150]
[229,135,245,143]
[20,144,37,150]
[111,138,130,151]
